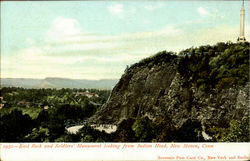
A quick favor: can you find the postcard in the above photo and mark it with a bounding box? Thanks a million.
[0,0,249,161]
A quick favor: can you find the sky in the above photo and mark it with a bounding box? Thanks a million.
[1,1,250,80]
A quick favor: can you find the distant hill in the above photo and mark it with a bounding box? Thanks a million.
[1,78,43,88]
[1,77,118,89]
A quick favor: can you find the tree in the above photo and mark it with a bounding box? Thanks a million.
[132,116,156,142]
[218,117,249,142]
[24,127,50,142]
[175,119,204,142]
[113,118,136,142]
[0,109,34,142]
[153,116,177,142]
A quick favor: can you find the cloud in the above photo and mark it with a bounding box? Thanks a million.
[49,42,120,53]
[3,18,249,80]
[197,7,225,20]
[108,4,123,15]
[143,20,151,24]
[44,26,179,55]
[144,3,164,11]
[107,4,136,18]
[197,7,210,16]
[214,9,225,19]
[2,25,178,79]
[47,16,82,43]
[25,37,35,45]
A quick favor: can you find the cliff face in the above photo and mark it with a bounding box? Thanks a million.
[93,43,249,129]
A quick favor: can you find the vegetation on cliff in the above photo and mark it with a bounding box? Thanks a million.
[178,41,249,91]
[94,41,249,142]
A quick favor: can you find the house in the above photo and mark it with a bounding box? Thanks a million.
[44,105,49,110]
[76,90,99,98]
[0,104,4,109]
[0,97,6,109]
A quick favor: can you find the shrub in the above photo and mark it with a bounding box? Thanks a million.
[132,116,156,142]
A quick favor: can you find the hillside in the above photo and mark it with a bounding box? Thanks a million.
[1,77,118,90]
[1,78,42,88]
[92,42,249,142]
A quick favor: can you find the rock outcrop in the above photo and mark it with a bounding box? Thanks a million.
[92,43,249,130]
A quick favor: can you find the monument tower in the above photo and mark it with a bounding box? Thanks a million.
[237,0,247,42]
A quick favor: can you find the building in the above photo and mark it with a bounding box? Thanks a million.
[44,105,49,110]
[0,97,6,109]
[237,0,247,43]
[0,104,4,109]
[76,90,99,98]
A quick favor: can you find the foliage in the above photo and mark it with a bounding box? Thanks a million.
[54,132,76,142]
[175,119,204,142]
[178,42,249,91]
[152,116,177,142]
[207,117,249,142]
[221,117,249,142]
[76,125,111,142]
[0,109,34,142]
[0,87,110,142]
[19,107,42,119]
[24,127,50,142]
[130,51,177,69]
[1,87,111,108]
[112,118,136,142]
[132,116,156,142]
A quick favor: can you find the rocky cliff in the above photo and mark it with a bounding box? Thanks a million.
[92,42,249,130]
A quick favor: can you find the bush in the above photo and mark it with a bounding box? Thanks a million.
[132,116,156,142]
[24,127,50,142]
[153,116,177,142]
[112,118,136,142]
[220,117,249,142]
[178,42,249,90]
[175,119,204,142]
[0,109,34,142]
